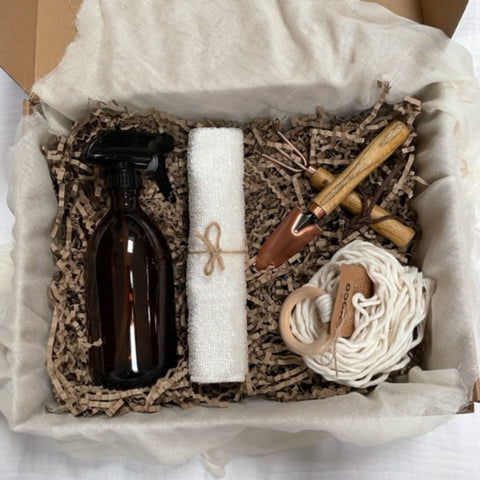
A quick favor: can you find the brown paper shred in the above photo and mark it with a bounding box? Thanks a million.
[45,81,422,416]
[105,399,125,417]
[404,95,422,107]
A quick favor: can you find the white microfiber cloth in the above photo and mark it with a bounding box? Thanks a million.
[186,128,248,383]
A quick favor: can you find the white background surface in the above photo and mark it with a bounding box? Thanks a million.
[1,2,480,478]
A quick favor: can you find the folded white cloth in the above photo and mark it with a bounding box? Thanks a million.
[186,128,248,383]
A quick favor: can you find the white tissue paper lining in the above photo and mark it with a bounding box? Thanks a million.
[1,0,480,471]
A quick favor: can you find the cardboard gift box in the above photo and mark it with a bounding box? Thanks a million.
[1,0,479,470]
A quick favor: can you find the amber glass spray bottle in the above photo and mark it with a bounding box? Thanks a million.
[82,130,177,390]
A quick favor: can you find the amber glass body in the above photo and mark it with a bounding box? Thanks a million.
[86,188,177,390]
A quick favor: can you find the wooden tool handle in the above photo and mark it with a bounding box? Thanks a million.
[310,121,409,216]
[309,168,415,249]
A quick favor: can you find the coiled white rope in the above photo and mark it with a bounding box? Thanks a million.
[286,240,435,388]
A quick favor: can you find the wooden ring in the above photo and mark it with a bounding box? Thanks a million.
[279,286,332,356]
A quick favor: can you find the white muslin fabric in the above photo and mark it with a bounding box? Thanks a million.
[186,128,248,383]
[290,241,435,388]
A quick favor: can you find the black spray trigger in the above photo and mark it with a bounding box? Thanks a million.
[141,133,175,203]
[148,134,174,156]
[82,130,176,201]
[148,154,177,203]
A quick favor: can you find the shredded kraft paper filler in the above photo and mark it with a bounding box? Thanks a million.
[43,83,424,415]
[1,0,480,472]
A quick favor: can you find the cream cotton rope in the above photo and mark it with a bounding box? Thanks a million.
[286,240,435,388]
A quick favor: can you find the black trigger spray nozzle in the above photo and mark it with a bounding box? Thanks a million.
[146,154,176,203]
[81,129,176,203]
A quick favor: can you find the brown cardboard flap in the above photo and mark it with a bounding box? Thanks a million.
[0,0,38,91]
[363,0,424,23]
[0,0,81,92]
[35,0,82,83]
[0,0,471,93]
[364,0,469,35]
[473,378,480,403]
[421,0,468,38]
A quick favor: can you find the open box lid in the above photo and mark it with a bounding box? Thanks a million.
[0,0,82,92]
[0,0,469,93]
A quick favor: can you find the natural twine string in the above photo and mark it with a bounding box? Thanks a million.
[288,240,435,388]
[189,222,247,276]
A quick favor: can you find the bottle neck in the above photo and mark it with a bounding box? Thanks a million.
[111,188,139,212]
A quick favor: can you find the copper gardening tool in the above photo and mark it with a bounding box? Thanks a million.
[255,120,410,270]
[262,130,415,249]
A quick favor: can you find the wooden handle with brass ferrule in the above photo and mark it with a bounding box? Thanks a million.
[309,168,415,249]
[309,121,410,217]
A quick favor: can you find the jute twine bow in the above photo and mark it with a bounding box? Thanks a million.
[190,222,246,276]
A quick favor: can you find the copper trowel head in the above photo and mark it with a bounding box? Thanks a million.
[255,206,322,270]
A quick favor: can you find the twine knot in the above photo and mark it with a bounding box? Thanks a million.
[193,222,226,275]
[190,222,247,276]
